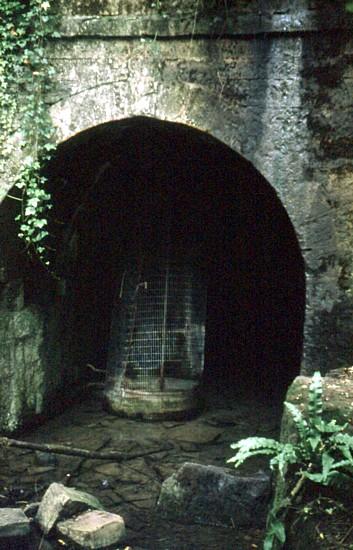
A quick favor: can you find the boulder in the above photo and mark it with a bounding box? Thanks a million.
[36,482,103,534]
[57,510,125,549]
[157,462,271,527]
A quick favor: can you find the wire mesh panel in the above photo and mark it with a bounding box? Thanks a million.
[105,257,206,416]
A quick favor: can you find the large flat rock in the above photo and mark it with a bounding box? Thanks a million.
[157,462,270,527]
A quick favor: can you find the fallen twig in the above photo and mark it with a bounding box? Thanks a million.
[0,437,172,462]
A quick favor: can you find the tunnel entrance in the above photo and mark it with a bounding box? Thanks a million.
[44,116,305,406]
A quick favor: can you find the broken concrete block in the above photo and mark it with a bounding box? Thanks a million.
[57,510,125,549]
[157,462,271,527]
[0,508,30,538]
[36,482,103,534]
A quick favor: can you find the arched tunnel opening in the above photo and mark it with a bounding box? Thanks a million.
[36,116,305,408]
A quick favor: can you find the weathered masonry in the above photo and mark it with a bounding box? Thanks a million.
[0,1,352,429]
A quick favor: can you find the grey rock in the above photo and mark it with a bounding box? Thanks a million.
[157,462,271,527]
[36,482,103,534]
[0,507,30,537]
[57,510,125,549]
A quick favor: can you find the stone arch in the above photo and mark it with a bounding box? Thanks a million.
[39,115,305,398]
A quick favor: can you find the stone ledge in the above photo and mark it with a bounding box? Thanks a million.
[57,11,353,38]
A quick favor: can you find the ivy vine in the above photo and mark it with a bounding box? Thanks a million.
[0,0,59,266]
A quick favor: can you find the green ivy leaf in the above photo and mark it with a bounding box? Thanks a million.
[24,206,36,216]
[33,218,47,228]
[32,230,48,242]
[27,197,40,207]
[1,0,59,269]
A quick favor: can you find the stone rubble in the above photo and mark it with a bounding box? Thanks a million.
[36,482,104,534]
[0,463,271,548]
[0,483,126,549]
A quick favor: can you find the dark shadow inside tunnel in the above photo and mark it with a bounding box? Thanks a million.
[39,116,305,402]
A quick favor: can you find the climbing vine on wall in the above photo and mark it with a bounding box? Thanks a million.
[0,0,59,266]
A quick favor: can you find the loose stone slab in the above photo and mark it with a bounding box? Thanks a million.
[57,510,125,549]
[36,482,103,534]
[157,462,270,527]
[0,508,30,538]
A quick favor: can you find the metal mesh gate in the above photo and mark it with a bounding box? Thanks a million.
[105,257,206,415]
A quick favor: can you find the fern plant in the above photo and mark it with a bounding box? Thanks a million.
[227,372,353,549]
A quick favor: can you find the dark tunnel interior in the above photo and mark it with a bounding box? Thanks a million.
[38,116,305,401]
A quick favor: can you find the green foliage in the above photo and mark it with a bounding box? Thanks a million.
[227,372,353,549]
[346,2,353,13]
[0,0,59,265]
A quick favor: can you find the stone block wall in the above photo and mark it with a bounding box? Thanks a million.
[0,281,45,431]
[0,0,352,430]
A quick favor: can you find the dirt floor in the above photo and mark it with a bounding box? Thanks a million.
[0,386,283,549]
